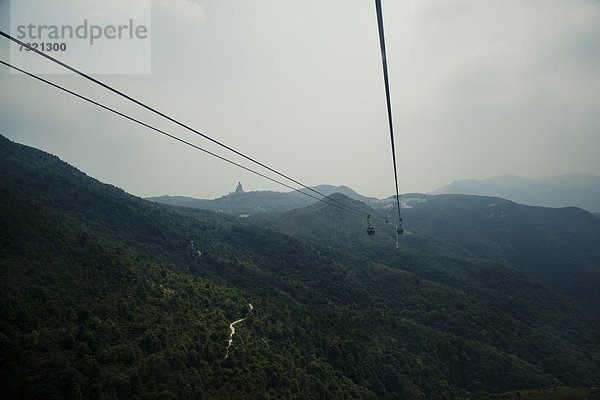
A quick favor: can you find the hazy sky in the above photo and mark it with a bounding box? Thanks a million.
[1,0,600,199]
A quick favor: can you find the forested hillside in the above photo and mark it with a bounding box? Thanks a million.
[1,135,600,399]
[150,187,600,311]
[401,194,600,310]
[267,193,600,311]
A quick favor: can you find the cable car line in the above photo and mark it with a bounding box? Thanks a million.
[374,0,403,233]
[0,30,368,218]
[0,59,367,218]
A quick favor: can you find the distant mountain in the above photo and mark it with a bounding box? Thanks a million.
[148,184,379,214]
[3,135,600,398]
[288,184,379,205]
[434,173,600,212]
[148,190,309,213]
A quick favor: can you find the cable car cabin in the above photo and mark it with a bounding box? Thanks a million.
[366,214,375,235]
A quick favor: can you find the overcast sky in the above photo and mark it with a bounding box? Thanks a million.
[1,0,599,199]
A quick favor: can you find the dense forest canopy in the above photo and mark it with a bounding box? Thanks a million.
[1,135,599,399]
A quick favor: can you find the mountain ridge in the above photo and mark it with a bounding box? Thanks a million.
[147,183,380,214]
[148,172,600,216]
[434,173,600,212]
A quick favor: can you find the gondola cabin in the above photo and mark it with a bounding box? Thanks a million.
[367,215,375,235]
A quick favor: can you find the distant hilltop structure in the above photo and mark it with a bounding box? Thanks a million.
[234,182,244,194]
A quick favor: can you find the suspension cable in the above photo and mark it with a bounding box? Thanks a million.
[0,59,367,218]
[0,30,369,218]
[374,0,403,228]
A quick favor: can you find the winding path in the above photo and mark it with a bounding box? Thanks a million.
[224,304,253,359]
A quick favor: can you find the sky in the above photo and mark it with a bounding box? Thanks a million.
[1,0,599,199]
